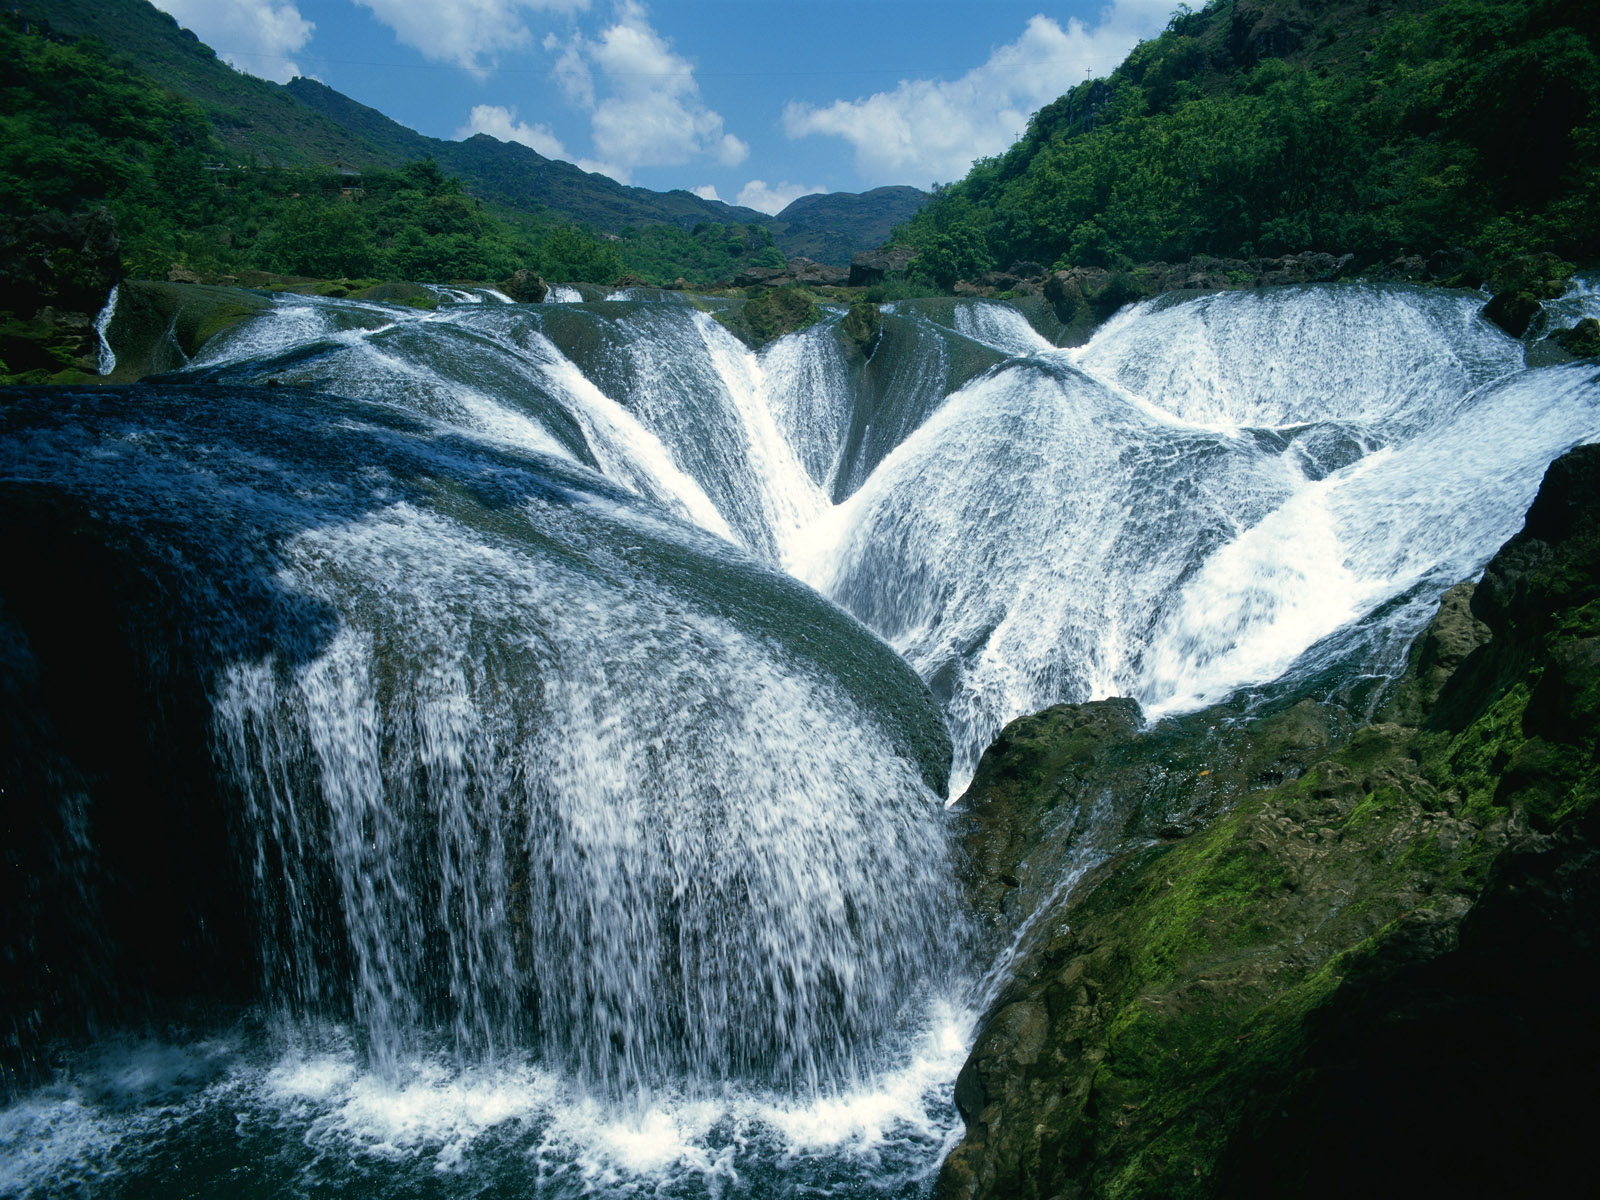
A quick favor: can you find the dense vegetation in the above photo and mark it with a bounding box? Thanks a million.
[899,0,1600,285]
[22,2,920,268]
[0,14,631,285]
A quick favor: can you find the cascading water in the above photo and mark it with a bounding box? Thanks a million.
[4,278,1598,1197]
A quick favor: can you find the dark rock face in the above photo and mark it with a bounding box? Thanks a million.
[0,207,122,381]
[849,245,920,287]
[0,207,121,318]
[501,268,549,303]
[1551,316,1600,358]
[939,445,1600,1200]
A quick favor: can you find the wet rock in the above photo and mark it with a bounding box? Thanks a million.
[500,268,548,303]
[1550,317,1600,358]
[1483,290,1543,337]
[849,244,919,287]
[940,446,1600,1199]
[839,298,881,359]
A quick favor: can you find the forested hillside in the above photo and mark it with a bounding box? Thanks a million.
[899,0,1599,286]
[16,0,924,267]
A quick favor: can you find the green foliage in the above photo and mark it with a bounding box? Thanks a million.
[0,16,636,288]
[717,286,821,347]
[897,0,1600,287]
[613,222,784,285]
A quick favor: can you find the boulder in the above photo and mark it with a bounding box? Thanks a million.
[501,269,548,303]
[1483,290,1543,338]
[786,257,849,286]
[733,265,788,288]
[849,245,919,287]
[839,298,882,359]
[1550,317,1600,358]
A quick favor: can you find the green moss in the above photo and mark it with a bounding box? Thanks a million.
[718,285,822,347]
[839,298,882,359]
[944,451,1600,1198]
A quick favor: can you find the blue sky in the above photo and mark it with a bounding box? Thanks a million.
[151,1,1171,212]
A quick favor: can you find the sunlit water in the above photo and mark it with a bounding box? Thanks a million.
[6,281,1599,1196]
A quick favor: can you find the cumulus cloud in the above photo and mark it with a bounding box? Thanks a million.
[151,0,314,83]
[783,0,1170,185]
[457,104,570,159]
[692,184,722,202]
[736,180,824,216]
[544,2,747,184]
[354,0,590,74]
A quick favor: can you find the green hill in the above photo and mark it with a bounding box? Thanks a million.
[17,0,918,265]
[281,77,777,233]
[898,0,1599,285]
[17,0,388,168]
[767,187,929,266]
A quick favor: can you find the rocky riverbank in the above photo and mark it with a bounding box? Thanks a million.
[939,444,1600,1199]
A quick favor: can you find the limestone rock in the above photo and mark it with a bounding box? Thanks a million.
[849,245,919,287]
[939,445,1600,1199]
[501,268,548,303]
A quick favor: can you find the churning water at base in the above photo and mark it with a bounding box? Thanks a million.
[0,1005,972,1200]
[6,280,1600,1196]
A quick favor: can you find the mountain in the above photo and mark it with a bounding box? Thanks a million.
[19,0,918,264]
[18,0,386,168]
[767,187,929,267]
[281,78,777,233]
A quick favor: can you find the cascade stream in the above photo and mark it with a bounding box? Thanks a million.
[3,279,1598,1197]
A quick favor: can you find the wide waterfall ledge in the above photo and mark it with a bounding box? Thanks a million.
[4,279,1599,1196]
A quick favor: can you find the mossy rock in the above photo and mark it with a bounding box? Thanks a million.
[353,280,439,310]
[0,311,100,384]
[941,446,1600,1200]
[1482,289,1544,337]
[1550,316,1600,358]
[839,298,882,359]
[715,285,822,348]
[99,281,269,382]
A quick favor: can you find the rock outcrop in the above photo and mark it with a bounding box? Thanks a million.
[500,268,548,303]
[849,245,920,287]
[0,207,122,382]
[732,257,849,289]
[940,445,1600,1200]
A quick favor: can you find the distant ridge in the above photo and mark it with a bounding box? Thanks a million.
[766,188,930,268]
[21,0,927,264]
[284,77,775,233]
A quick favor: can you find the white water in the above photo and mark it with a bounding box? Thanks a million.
[177,283,1600,793]
[9,280,1599,1196]
[93,283,119,376]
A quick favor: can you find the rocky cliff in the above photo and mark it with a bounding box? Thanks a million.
[941,441,1600,1199]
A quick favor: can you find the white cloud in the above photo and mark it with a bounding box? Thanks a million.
[736,180,824,217]
[151,0,313,83]
[783,0,1170,186]
[354,0,590,74]
[457,104,570,160]
[691,184,722,202]
[545,2,748,182]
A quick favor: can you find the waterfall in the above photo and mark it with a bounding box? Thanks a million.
[93,284,120,376]
[177,284,1600,795]
[5,280,1597,1195]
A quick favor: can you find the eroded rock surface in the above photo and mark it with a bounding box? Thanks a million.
[941,445,1600,1200]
